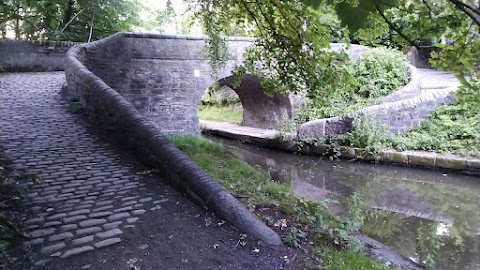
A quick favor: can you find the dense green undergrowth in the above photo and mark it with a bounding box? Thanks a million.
[296,47,409,122]
[170,135,391,269]
[330,85,480,158]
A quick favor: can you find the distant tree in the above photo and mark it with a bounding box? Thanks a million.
[0,0,141,41]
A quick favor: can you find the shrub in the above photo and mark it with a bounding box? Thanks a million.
[350,47,409,98]
[294,47,409,123]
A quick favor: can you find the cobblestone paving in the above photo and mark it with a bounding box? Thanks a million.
[0,72,168,267]
[418,68,460,90]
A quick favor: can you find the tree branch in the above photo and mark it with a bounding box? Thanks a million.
[449,0,480,27]
[374,0,419,47]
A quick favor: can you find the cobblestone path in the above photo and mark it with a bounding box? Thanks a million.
[0,72,296,270]
[418,68,460,90]
[0,72,170,266]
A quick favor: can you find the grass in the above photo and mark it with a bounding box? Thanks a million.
[198,105,243,124]
[319,248,390,270]
[170,135,390,269]
[170,134,290,202]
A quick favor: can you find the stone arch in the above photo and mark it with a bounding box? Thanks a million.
[211,74,293,130]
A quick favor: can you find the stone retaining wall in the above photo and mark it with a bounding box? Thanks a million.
[64,33,282,245]
[0,39,78,71]
[201,124,480,175]
[298,64,455,139]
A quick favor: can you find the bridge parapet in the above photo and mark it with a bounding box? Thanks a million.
[64,32,284,245]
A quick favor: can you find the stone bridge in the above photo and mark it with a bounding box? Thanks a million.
[64,33,367,133]
[68,33,287,132]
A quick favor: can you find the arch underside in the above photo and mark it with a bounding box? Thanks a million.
[218,74,293,130]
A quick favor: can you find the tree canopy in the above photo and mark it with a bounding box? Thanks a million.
[1,0,479,105]
[187,0,480,105]
[0,0,141,41]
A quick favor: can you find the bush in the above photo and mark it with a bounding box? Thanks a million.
[294,47,409,123]
[350,47,409,98]
[326,98,479,158]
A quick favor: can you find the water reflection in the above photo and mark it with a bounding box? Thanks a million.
[210,137,480,270]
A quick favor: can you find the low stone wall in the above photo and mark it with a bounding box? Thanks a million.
[379,64,421,103]
[0,39,78,71]
[64,33,282,245]
[407,46,438,69]
[200,123,480,175]
[298,64,455,138]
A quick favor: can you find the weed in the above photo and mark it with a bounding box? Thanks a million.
[318,248,390,270]
[261,215,275,226]
[68,99,83,114]
[320,106,479,158]
[282,226,307,248]
[170,135,385,269]
[415,222,441,269]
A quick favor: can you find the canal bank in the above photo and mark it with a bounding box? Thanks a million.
[200,120,480,175]
[206,135,480,270]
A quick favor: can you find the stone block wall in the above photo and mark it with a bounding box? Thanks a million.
[73,33,298,134]
[0,39,77,71]
[298,85,455,139]
[63,32,282,245]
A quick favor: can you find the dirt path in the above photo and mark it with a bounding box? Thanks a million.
[0,72,300,270]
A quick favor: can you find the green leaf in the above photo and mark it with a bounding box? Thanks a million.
[49,18,57,29]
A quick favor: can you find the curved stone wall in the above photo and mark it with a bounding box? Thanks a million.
[64,33,282,245]
[298,87,455,138]
[70,32,296,133]
[64,33,371,133]
[0,39,79,71]
[297,63,456,139]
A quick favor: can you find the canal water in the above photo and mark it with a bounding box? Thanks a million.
[210,136,480,270]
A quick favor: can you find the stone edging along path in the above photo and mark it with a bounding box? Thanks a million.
[64,33,282,245]
[201,120,480,175]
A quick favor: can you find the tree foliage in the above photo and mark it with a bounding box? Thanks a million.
[0,0,141,41]
[2,0,479,105]
[187,0,354,103]
[188,0,480,105]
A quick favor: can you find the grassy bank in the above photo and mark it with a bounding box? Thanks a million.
[198,105,243,124]
[170,135,390,270]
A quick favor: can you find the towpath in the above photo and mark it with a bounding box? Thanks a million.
[0,72,296,270]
